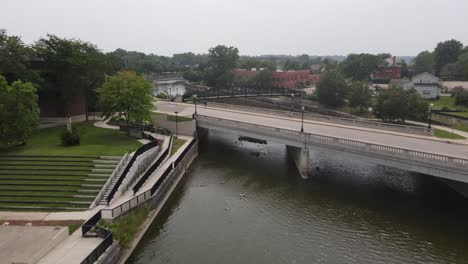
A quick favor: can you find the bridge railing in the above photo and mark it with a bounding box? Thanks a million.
[203,102,433,136]
[196,115,468,168]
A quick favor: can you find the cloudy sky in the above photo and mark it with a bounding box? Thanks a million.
[1,0,467,56]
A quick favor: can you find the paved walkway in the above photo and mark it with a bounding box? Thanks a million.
[37,228,103,264]
[406,120,468,143]
[93,118,119,130]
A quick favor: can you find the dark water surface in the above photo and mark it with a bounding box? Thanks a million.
[128,131,468,264]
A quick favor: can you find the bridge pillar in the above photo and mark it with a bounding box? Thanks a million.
[286,145,309,179]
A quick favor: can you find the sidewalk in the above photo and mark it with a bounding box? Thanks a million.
[37,228,103,264]
[406,120,468,143]
[93,118,119,130]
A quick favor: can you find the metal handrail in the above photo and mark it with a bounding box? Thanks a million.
[197,115,468,167]
[206,102,432,134]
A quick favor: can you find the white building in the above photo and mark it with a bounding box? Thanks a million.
[391,72,441,99]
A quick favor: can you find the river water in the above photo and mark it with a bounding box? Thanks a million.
[128,131,468,264]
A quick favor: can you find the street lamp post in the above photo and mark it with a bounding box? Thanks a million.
[301,106,304,132]
[174,111,179,138]
[428,103,434,129]
[291,93,294,111]
[193,94,198,115]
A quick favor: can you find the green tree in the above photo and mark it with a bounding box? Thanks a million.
[413,51,434,75]
[34,35,108,120]
[183,70,204,83]
[0,75,39,148]
[339,53,388,81]
[316,70,348,107]
[457,52,468,80]
[374,86,428,123]
[452,87,468,106]
[433,39,464,76]
[255,69,273,91]
[348,81,372,112]
[400,59,411,78]
[0,29,37,84]
[98,71,153,125]
[205,45,239,87]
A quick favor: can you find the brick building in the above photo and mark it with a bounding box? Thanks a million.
[373,56,401,79]
[233,69,312,89]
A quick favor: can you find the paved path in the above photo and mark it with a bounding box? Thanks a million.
[155,101,468,158]
[406,120,468,143]
[93,118,119,130]
[37,228,103,264]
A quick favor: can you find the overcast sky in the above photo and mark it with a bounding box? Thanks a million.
[1,0,467,56]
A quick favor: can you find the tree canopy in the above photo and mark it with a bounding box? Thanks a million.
[98,71,153,125]
[339,53,389,81]
[316,70,348,107]
[0,75,39,148]
[413,51,434,75]
[347,81,372,112]
[433,39,464,76]
[373,86,428,123]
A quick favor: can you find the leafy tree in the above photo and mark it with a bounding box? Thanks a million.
[34,35,108,120]
[339,53,388,81]
[348,81,372,112]
[98,71,153,125]
[413,51,434,75]
[316,70,348,107]
[400,59,411,78]
[0,29,37,84]
[452,87,468,106]
[255,69,273,91]
[0,75,39,148]
[204,45,239,87]
[457,52,468,80]
[374,86,428,123]
[183,70,204,83]
[440,63,462,80]
[433,39,464,76]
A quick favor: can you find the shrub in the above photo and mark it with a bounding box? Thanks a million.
[61,128,80,146]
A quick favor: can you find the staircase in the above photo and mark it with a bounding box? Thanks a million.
[98,157,131,206]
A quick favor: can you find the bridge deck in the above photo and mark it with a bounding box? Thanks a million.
[155,101,468,159]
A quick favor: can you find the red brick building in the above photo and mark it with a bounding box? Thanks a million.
[233,69,312,89]
[373,56,401,79]
[308,74,321,85]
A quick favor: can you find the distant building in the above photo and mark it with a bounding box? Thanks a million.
[308,74,321,85]
[310,64,323,74]
[373,56,401,79]
[391,72,440,99]
[272,70,310,89]
[233,69,311,89]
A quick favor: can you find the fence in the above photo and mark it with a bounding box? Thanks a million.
[81,211,114,264]
[102,138,197,219]
[132,135,173,194]
[106,140,158,205]
[122,146,161,193]
[197,115,468,168]
[91,153,129,208]
[206,102,433,136]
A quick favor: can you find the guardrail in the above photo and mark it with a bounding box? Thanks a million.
[81,211,114,264]
[102,138,197,219]
[132,135,173,194]
[106,140,158,205]
[206,102,433,136]
[197,115,468,168]
[122,146,161,193]
[91,153,129,208]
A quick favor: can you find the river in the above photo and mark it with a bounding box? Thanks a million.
[128,131,468,264]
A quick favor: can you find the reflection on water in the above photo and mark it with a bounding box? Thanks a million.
[128,130,468,264]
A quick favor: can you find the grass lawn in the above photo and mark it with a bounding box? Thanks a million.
[152,112,192,122]
[1,122,142,156]
[170,138,187,156]
[442,112,468,118]
[434,128,466,140]
[433,96,468,112]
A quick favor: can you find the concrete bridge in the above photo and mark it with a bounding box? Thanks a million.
[155,101,468,191]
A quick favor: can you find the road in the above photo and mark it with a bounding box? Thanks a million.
[155,101,468,159]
